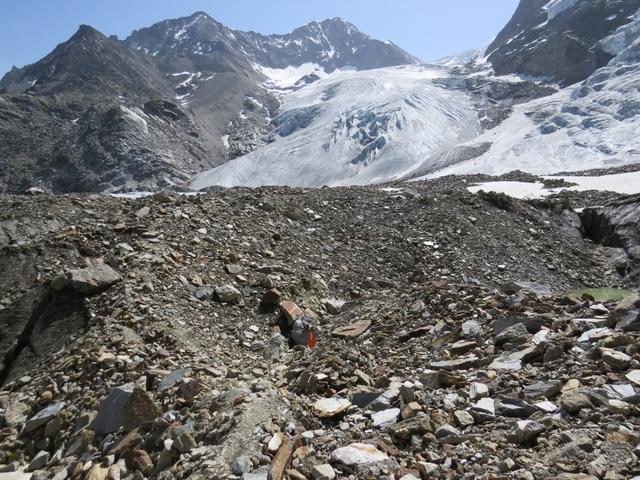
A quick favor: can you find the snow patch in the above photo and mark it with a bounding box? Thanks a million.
[255,63,329,88]
[468,171,640,199]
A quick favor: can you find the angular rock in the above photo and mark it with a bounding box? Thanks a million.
[331,443,389,466]
[371,408,400,428]
[524,380,562,400]
[600,348,632,369]
[24,403,65,433]
[215,284,242,303]
[312,398,351,418]
[509,420,547,445]
[68,261,121,294]
[430,355,479,371]
[92,385,159,435]
[561,393,593,414]
[311,464,336,480]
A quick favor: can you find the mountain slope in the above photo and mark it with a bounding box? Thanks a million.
[0,13,420,193]
[486,0,640,86]
[427,5,640,178]
[0,25,170,99]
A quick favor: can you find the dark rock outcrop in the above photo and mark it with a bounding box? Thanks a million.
[487,0,640,86]
[581,194,640,281]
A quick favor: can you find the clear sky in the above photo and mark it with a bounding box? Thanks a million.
[0,0,519,76]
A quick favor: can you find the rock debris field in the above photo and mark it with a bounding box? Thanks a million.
[0,176,639,479]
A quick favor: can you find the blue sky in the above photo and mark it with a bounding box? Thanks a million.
[0,0,518,76]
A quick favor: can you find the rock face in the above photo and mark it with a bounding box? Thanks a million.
[487,0,640,86]
[581,195,640,282]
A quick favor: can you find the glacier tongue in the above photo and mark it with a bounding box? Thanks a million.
[190,65,481,189]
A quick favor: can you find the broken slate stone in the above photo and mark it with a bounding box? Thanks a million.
[24,403,65,433]
[92,384,159,435]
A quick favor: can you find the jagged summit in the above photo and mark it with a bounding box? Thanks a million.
[124,12,419,71]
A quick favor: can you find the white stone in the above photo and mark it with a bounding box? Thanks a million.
[371,408,400,428]
[313,398,351,418]
[469,382,489,400]
[331,443,389,466]
[535,401,558,413]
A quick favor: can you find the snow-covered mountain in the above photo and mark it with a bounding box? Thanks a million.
[2,3,640,193]
[192,0,640,190]
[125,13,419,73]
[0,13,419,193]
[429,0,640,178]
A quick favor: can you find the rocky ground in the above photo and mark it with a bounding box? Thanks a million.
[0,176,639,480]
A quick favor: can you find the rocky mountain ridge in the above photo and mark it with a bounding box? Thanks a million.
[0,13,419,194]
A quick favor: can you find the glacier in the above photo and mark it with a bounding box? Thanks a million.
[190,65,481,189]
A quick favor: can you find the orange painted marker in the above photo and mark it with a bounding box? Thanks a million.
[307,329,317,349]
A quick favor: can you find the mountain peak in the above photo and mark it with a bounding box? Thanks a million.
[70,24,105,41]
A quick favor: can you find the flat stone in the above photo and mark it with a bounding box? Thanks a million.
[430,355,479,371]
[495,398,537,418]
[561,393,593,414]
[390,416,433,440]
[158,368,190,391]
[371,408,400,428]
[311,464,336,480]
[579,327,613,343]
[488,357,522,371]
[626,370,640,386]
[332,319,371,338]
[600,348,631,369]
[68,261,121,295]
[469,382,489,400]
[312,398,351,418]
[367,382,401,411]
[535,401,558,413]
[24,403,65,433]
[27,451,50,471]
[331,443,388,466]
[524,380,562,400]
